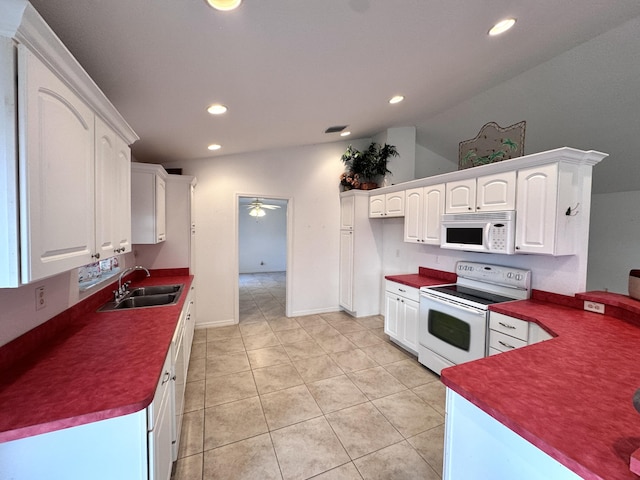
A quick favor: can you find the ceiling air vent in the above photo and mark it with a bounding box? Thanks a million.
[325,125,348,134]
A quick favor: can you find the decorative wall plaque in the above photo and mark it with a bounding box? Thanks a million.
[458,121,526,170]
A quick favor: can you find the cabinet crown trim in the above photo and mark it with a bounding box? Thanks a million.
[5,2,139,145]
[364,147,608,196]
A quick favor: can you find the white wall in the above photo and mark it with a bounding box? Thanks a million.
[163,139,369,326]
[239,200,287,273]
[587,190,640,293]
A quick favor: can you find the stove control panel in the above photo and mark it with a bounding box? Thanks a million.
[456,261,531,290]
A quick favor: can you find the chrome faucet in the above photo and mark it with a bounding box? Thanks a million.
[114,265,150,301]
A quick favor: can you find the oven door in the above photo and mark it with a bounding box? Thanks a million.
[418,291,488,372]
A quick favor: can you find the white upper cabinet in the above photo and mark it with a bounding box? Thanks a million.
[445,172,515,213]
[0,4,138,287]
[95,116,132,258]
[18,46,96,282]
[515,163,577,255]
[404,184,445,244]
[340,193,355,230]
[131,163,168,244]
[476,172,516,211]
[369,191,405,218]
[445,178,476,213]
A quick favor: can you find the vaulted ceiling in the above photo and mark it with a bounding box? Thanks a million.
[28,0,640,193]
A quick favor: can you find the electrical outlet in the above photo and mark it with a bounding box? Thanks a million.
[35,286,46,311]
[584,301,605,314]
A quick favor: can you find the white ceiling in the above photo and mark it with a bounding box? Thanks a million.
[28,0,640,193]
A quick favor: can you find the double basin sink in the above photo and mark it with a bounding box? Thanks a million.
[99,284,184,311]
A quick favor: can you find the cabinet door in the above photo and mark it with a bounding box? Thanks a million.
[403,187,423,243]
[515,164,558,254]
[384,291,400,339]
[94,118,117,258]
[156,175,166,242]
[476,172,516,211]
[401,298,420,352]
[339,229,354,311]
[18,46,95,282]
[423,184,445,244]
[385,192,405,217]
[445,179,476,213]
[340,195,355,230]
[476,172,516,212]
[369,194,385,217]
[148,385,173,480]
[114,137,132,253]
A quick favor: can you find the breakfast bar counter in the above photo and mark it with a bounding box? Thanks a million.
[440,291,640,479]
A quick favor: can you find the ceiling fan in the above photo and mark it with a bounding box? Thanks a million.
[246,198,281,217]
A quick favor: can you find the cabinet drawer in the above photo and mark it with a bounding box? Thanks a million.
[489,330,527,353]
[489,312,529,342]
[384,280,419,302]
[147,350,172,431]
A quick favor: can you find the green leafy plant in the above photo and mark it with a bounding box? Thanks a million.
[340,142,398,186]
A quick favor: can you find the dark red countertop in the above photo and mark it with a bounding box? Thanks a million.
[441,294,640,480]
[0,270,193,443]
[385,266,456,289]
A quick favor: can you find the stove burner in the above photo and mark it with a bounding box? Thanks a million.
[427,284,516,306]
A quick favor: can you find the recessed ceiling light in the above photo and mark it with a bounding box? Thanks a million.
[208,144,222,151]
[340,131,351,137]
[389,95,405,104]
[206,0,242,11]
[207,104,228,115]
[489,18,516,36]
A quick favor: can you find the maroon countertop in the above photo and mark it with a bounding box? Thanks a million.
[385,266,457,289]
[441,293,640,480]
[0,270,193,443]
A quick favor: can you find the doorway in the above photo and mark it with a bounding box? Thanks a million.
[237,196,291,322]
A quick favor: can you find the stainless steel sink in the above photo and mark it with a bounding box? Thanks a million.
[98,284,184,311]
[129,284,183,297]
[114,293,180,309]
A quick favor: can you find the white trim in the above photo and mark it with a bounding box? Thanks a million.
[9,3,138,144]
[195,318,236,329]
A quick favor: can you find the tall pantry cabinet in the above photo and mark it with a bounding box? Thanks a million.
[339,191,382,317]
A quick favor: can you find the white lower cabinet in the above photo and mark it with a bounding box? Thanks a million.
[384,280,420,353]
[488,311,553,355]
[0,288,195,480]
[148,351,174,480]
[444,389,582,480]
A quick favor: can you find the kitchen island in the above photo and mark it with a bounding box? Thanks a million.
[441,290,640,479]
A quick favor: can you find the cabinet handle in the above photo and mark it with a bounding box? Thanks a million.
[515,246,520,250]
[398,288,406,292]
[161,371,171,385]
[498,322,516,329]
[91,253,100,260]
[498,340,516,350]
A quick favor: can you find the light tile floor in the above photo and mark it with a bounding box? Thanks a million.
[172,272,445,480]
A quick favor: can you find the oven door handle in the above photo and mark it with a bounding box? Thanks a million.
[421,293,486,316]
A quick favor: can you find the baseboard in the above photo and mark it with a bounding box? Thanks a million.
[289,307,343,317]
[195,318,236,329]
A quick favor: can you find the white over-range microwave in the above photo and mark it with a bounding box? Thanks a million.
[440,210,516,254]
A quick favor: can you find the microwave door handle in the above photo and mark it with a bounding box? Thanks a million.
[423,294,485,316]
[484,222,492,248]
